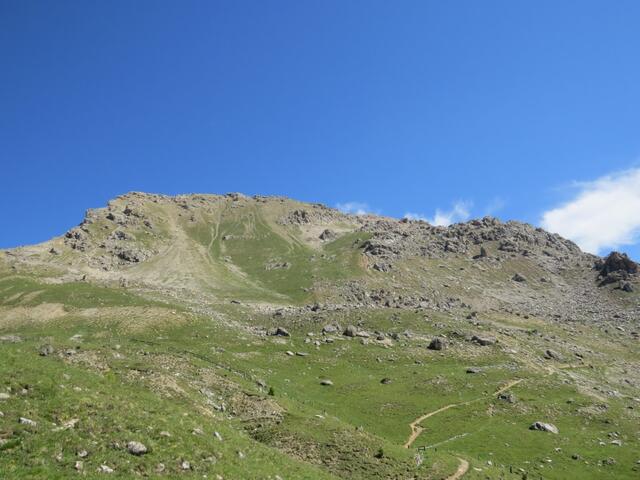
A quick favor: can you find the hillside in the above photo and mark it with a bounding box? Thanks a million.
[0,192,638,479]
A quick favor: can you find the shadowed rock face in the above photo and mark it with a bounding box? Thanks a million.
[596,251,638,287]
[598,251,638,276]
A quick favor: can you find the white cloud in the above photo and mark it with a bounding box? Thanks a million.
[540,168,640,254]
[405,200,472,226]
[484,196,505,216]
[336,201,371,216]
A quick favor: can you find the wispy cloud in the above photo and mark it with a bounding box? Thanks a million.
[540,168,640,254]
[336,201,371,216]
[405,200,472,226]
[484,196,505,216]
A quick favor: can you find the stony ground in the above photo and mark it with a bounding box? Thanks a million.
[0,192,638,479]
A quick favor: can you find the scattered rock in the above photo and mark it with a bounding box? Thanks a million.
[620,281,634,292]
[319,229,336,241]
[472,335,497,346]
[529,421,558,434]
[19,417,37,427]
[127,441,148,455]
[544,349,563,361]
[343,325,358,337]
[0,393,10,401]
[466,367,482,374]
[320,379,333,386]
[427,337,446,351]
[98,465,114,474]
[0,335,22,343]
[380,378,392,384]
[512,273,527,282]
[322,324,339,334]
[38,344,54,356]
[498,392,516,403]
[272,327,290,337]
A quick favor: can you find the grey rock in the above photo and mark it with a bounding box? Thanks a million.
[19,417,37,427]
[0,335,22,343]
[126,441,148,455]
[529,421,558,434]
[319,229,336,241]
[427,337,446,351]
[38,344,54,356]
[343,325,358,337]
[472,335,497,346]
[620,281,634,292]
[272,327,290,337]
[498,392,517,403]
[320,379,333,386]
[545,349,563,361]
[322,324,339,334]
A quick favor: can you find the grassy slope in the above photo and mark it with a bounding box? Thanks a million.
[1,201,638,479]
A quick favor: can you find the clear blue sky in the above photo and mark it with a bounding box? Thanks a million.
[2,1,640,258]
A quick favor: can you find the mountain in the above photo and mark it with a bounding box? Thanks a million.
[1,192,638,479]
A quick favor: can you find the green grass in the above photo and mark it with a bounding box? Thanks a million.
[1,267,638,479]
[0,277,152,309]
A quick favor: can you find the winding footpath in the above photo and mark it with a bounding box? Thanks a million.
[403,378,524,478]
[446,458,469,480]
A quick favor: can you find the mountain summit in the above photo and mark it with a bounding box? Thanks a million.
[0,193,638,479]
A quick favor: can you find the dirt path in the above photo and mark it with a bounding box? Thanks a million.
[403,379,523,449]
[446,458,469,480]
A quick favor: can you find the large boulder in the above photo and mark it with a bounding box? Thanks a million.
[529,421,558,434]
[598,252,638,276]
[343,325,358,337]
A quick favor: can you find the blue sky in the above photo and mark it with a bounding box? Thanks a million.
[2,1,640,258]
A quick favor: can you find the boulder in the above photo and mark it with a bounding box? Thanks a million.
[598,251,638,276]
[38,344,54,356]
[544,349,563,361]
[472,335,496,346]
[620,281,634,292]
[529,421,558,434]
[322,324,339,334]
[319,229,336,241]
[343,325,358,337]
[512,273,527,282]
[498,392,516,403]
[272,327,290,337]
[19,417,37,427]
[126,441,148,456]
[427,337,446,351]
